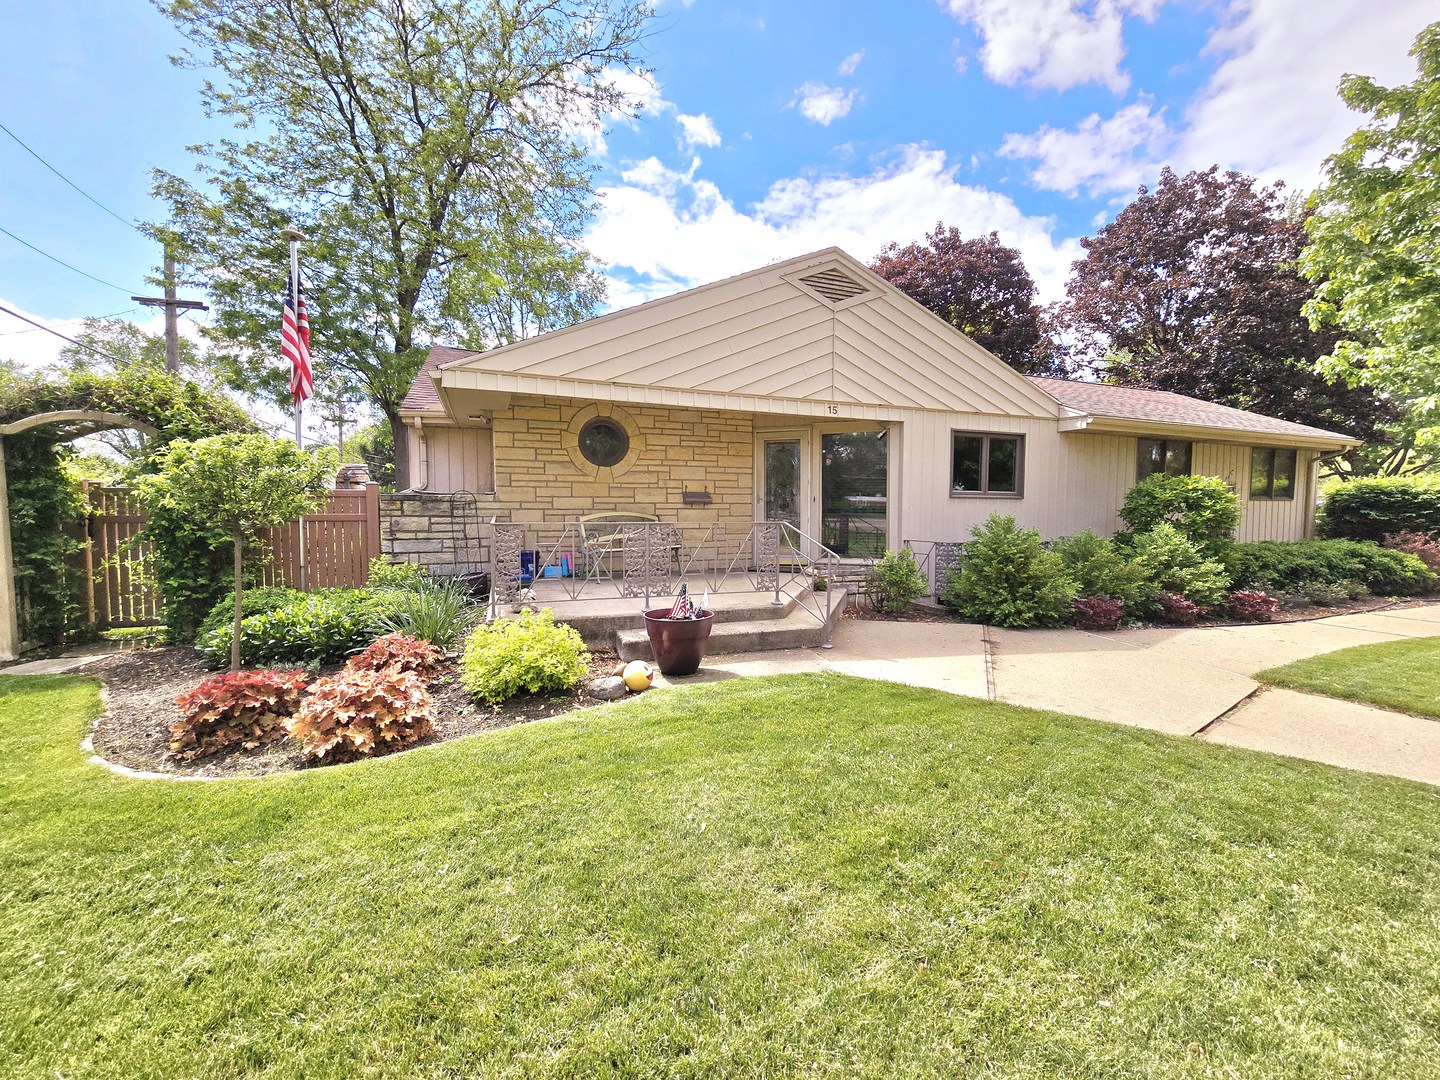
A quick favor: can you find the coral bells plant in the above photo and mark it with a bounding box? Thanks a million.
[1227,589,1281,622]
[1155,591,1202,625]
[285,668,433,763]
[345,632,445,680]
[1072,596,1125,631]
[1383,531,1440,574]
[170,669,308,761]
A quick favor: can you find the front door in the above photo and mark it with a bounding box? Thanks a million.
[757,431,810,538]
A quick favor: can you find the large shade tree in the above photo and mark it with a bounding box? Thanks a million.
[871,225,1064,375]
[150,0,651,487]
[1061,166,1398,467]
[1301,21,1440,470]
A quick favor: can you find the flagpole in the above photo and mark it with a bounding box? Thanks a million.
[281,226,308,592]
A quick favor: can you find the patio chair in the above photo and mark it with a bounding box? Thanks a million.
[578,512,681,579]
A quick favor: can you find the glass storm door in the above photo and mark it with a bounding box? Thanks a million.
[759,433,812,539]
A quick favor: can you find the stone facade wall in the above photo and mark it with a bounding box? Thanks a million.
[381,396,757,570]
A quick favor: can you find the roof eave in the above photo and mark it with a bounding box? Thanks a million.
[1072,414,1360,450]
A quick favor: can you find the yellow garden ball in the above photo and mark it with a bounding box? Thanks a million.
[622,660,654,692]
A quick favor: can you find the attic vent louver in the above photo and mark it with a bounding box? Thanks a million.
[798,268,869,304]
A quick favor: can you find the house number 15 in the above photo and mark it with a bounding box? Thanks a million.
[825,404,839,415]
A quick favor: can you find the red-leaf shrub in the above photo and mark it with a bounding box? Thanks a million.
[1383,531,1440,574]
[345,632,445,680]
[285,667,433,763]
[170,669,308,760]
[1073,595,1124,631]
[1227,589,1280,622]
[1155,591,1202,625]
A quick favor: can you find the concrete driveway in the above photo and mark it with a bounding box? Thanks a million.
[689,605,1440,787]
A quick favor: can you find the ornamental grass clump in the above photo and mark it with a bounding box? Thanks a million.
[286,668,433,763]
[940,515,1077,628]
[170,669,308,761]
[373,576,477,652]
[460,609,589,705]
[864,547,928,614]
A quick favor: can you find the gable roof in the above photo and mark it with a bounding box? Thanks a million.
[1028,376,1358,448]
[400,346,475,413]
[407,248,1063,421]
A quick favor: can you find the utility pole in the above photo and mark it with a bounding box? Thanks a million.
[132,247,208,374]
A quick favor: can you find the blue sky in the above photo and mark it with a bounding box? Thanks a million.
[1,0,1435,372]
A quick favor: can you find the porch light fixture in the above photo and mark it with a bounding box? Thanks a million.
[578,415,629,467]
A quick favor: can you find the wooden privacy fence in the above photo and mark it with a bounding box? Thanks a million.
[81,482,381,629]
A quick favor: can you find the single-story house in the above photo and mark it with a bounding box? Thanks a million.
[387,248,1357,575]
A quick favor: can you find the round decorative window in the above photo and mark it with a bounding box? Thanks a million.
[577,416,630,467]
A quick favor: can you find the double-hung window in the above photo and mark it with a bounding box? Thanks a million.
[1250,447,1297,500]
[1137,438,1192,480]
[951,432,1023,495]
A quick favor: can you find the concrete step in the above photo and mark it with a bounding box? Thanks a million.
[615,587,849,661]
[545,587,806,649]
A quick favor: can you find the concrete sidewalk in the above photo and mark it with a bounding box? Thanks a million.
[679,605,1440,786]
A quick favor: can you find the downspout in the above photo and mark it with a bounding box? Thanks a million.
[410,416,430,492]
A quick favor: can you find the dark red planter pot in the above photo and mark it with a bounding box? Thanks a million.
[643,609,715,676]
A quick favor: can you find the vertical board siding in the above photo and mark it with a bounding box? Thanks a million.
[419,426,495,494]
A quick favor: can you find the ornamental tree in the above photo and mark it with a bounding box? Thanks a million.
[871,225,1064,374]
[1062,167,1397,458]
[149,0,651,488]
[137,435,335,671]
[1301,21,1440,456]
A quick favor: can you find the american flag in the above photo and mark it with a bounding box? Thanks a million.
[283,272,313,405]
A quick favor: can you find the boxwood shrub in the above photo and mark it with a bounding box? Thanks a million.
[1318,476,1440,542]
[940,515,1077,628]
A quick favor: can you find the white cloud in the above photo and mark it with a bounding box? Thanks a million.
[938,0,1163,93]
[1176,0,1431,191]
[995,0,1432,197]
[586,145,1084,308]
[838,49,866,76]
[792,82,859,126]
[999,102,1171,196]
[675,112,722,149]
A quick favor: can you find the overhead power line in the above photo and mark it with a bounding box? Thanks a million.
[0,224,139,294]
[0,303,130,366]
[0,305,139,336]
[0,120,141,233]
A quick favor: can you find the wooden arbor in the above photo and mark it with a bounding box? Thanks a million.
[0,410,157,661]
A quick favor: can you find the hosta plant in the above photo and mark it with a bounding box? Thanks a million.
[345,632,445,680]
[286,667,433,763]
[170,669,308,761]
[1073,596,1124,631]
[1227,589,1280,622]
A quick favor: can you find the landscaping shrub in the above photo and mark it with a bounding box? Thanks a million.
[1155,591,1202,625]
[1072,596,1124,631]
[940,515,1077,628]
[345,632,445,680]
[195,586,303,645]
[1302,580,1354,607]
[1227,589,1280,622]
[1128,523,1231,608]
[367,557,431,589]
[864,547,928,614]
[1119,474,1240,554]
[1229,539,1436,596]
[199,588,395,668]
[460,609,590,704]
[374,576,477,651]
[169,669,307,761]
[286,667,433,763]
[1318,475,1440,542]
[1384,531,1440,573]
[1051,530,1153,610]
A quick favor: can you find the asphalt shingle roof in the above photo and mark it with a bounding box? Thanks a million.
[399,346,478,413]
[1024,376,1355,443]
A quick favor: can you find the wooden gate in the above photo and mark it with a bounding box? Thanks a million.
[82,483,161,628]
[80,483,382,628]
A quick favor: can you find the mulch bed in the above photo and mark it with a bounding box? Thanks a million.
[83,646,622,780]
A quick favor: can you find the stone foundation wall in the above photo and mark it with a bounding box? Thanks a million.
[381,397,757,572]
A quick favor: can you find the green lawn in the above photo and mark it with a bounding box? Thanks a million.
[1257,637,1440,718]
[3,674,1440,1078]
